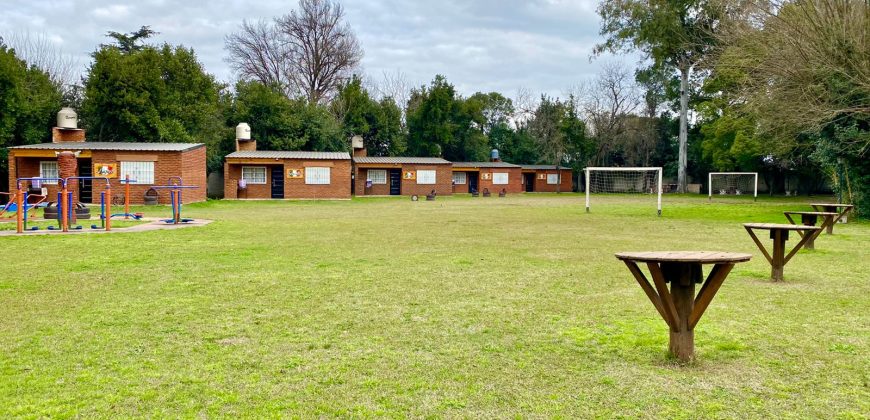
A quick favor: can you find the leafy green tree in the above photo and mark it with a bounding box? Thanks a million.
[406,75,488,161]
[0,43,62,194]
[596,0,723,192]
[82,31,228,172]
[331,76,406,156]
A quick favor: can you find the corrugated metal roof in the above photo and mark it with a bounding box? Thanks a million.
[522,165,571,170]
[452,161,521,168]
[353,156,451,164]
[226,150,350,160]
[9,142,204,152]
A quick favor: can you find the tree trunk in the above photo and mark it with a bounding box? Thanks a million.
[677,65,690,193]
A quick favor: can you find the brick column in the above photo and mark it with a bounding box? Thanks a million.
[58,151,78,204]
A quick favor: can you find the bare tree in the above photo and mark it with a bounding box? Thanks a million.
[580,63,642,165]
[513,87,539,129]
[1,31,81,90]
[372,69,411,109]
[225,0,363,103]
[225,20,294,96]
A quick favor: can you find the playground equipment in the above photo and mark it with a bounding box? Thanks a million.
[148,180,199,224]
[111,175,144,220]
[1,190,46,221]
[13,177,112,233]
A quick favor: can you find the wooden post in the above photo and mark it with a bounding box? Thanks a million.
[663,262,701,362]
[770,229,787,281]
[824,206,836,234]
[801,214,817,250]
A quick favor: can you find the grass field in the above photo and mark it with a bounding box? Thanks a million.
[1,194,867,417]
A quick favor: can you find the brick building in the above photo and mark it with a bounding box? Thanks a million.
[224,150,351,199]
[8,131,206,205]
[353,157,453,197]
[521,165,573,192]
[451,162,523,195]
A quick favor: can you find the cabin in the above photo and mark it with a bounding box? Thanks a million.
[451,162,523,195]
[7,108,206,205]
[223,125,351,200]
[521,165,573,192]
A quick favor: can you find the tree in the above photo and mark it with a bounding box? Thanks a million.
[0,31,81,93]
[0,43,63,194]
[331,76,405,156]
[82,30,227,172]
[581,63,642,166]
[596,0,723,192]
[104,26,158,54]
[529,96,567,192]
[226,0,363,104]
[720,0,869,214]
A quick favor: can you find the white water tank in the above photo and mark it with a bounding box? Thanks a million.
[236,123,251,140]
[57,107,78,129]
[351,135,364,149]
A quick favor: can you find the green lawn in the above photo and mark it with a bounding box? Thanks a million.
[1,194,867,417]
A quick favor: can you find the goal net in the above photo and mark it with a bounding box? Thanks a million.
[708,172,758,201]
[585,167,663,216]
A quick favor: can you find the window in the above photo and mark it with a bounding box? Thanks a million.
[547,173,560,185]
[241,167,266,184]
[368,169,387,184]
[39,161,58,184]
[417,170,436,185]
[120,161,155,184]
[492,172,509,185]
[305,167,331,185]
[452,172,466,185]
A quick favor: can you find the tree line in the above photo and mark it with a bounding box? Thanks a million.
[0,0,866,216]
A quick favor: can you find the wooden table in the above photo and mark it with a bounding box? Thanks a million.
[743,223,821,281]
[810,203,854,234]
[783,211,837,250]
[615,251,751,362]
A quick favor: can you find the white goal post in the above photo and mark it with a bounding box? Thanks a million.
[708,172,758,201]
[585,167,663,216]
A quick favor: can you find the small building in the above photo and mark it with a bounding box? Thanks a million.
[7,109,206,205]
[353,156,453,197]
[521,165,573,192]
[451,162,523,195]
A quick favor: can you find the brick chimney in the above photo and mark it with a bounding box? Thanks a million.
[52,108,85,143]
[58,151,79,220]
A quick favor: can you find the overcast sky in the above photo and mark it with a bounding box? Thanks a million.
[1,0,637,99]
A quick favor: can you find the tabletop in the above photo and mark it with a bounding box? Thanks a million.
[810,203,854,208]
[743,223,822,231]
[615,251,752,264]
[783,211,839,216]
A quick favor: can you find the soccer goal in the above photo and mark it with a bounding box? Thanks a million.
[708,172,758,201]
[585,167,663,216]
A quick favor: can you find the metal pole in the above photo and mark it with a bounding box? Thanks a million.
[657,167,663,217]
[16,183,23,234]
[61,187,69,232]
[585,168,590,213]
[106,187,112,231]
[125,175,130,219]
[754,173,758,202]
[708,172,712,201]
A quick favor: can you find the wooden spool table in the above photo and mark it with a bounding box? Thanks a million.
[743,223,821,281]
[809,203,854,234]
[615,251,751,362]
[783,211,837,250]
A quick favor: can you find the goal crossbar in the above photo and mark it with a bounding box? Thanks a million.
[708,172,758,201]
[584,167,663,216]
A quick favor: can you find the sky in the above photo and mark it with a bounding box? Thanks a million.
[1,0,637,99]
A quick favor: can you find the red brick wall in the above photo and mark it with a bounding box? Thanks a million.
[477,167,523,195]
[10,147,208,205]
[224,158,351,199]
[354,164,453,196]
[452,171,472,194]
[531,169,573,192]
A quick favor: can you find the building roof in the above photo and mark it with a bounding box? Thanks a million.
[226,150,350,160]
[521,164,571,170]
[353,156,451,164]
[452,161,522,168]
[9,142,204,152]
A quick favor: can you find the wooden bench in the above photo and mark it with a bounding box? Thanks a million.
[615,251,751,361]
